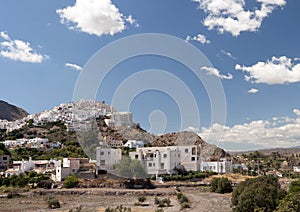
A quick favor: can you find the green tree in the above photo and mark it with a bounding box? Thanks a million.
[114,157,148,179]
[232,175,286,212]
[289,179,300,193]
[211,177,233,194]
[276,192,300,212]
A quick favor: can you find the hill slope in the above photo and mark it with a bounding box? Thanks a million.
[0,100,28,121]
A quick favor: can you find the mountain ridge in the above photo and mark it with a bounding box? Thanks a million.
[0,100,28,121]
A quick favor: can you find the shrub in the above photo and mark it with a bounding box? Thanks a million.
[64,175,78,188]
[181,202,190,209]
[232,175,286,212]
[105,205,131,212]
[211,177,233,194]
[7,190,20,199]
[162,198,171,207]
[45,195,61,209]
[155,208,164,212]
[138,196,146,203]
[154,197,159,205]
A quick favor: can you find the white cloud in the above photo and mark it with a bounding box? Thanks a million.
[56,0,136,36]
[221,49,236,60]
[200,111,300,149]
[294,109,300,116]
[201,66,233,80]
[184,126,200,133]
[236,56,300,85]
[0,31,47,63]
[65,63,83,71]
[185,34,210,44]
[248,88,259,93]
[193,0,286,36]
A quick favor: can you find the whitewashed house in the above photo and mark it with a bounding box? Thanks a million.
[124,140,144,149]
[96,147,122,171]
[129,145,201,175]
[293,166,300,173]
[200,158,233,173]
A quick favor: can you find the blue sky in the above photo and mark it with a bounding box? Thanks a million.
[0,0,300,151]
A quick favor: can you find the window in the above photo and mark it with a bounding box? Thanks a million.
[163,154,167,158]
[148,163,152,167]
[192,147,196,155]
[100,151,104,155]
[185,149,188,153]
[191,157,195,161]
[108,152,110,155]
[135,155,138,159]
[3,157,7,160]
[72,169,75,172]
[160,163,164,169]
[100,160,105,166]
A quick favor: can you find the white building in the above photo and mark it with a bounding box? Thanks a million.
[5,158,58,177]
[124,140,144,149]
[96,147,122,171]
[105,112,134,127]
[55,158,91,182]
[200,159,233,174]
[293,166,300,173]
[129,145,201,175]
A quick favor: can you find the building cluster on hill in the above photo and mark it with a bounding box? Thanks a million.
[0,100,136,132]
[2,137,61,149]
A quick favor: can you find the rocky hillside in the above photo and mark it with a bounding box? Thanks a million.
[0,100,28,121]
[95,118,226,159]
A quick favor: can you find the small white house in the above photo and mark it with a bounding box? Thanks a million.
[55,158,89,181]
[200,159,233,174]
[96,147,122,171]
[293,166,300,173]
[124,140,144,149]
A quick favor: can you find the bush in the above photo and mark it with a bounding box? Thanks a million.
[276,192,300,212]
[211,177,233,194]
[162,198,171,207]
[45,195,61,209]
[155,209,164,212]
[232,175,286,212]
[154,197,159,205]
[138,196,146,203]
[64,175,78,188]
[104,205,131,212]
[289,179,300,193]
[181,202,190,209]
[7,190,20,199]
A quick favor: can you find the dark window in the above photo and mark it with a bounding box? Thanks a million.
[185,149,188,153]
[3,157,7,160]
[135,155,138,159]
[160,163,164,169]
[100,160,105,166]
[163,154,167,158]
[191,157,195,161]
[192,147,196,155]
[100,151,104,155]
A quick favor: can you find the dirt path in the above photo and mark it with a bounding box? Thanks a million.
[0,187,232,212]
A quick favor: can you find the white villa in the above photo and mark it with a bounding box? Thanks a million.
[124,140,144,149]
[96,146,122,171]
[200,159,233,173]
[129,145,201,175]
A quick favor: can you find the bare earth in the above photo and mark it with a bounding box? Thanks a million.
[0,187,232,212]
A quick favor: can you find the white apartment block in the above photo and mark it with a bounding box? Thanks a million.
[129,145,201,175]
[96,147,122,171]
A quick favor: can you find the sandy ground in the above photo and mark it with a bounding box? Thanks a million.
[0,187,232,212]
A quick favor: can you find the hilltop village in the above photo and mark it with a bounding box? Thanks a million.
[0,100,300,211]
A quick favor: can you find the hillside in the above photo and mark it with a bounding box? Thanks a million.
[0,100,28,121]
